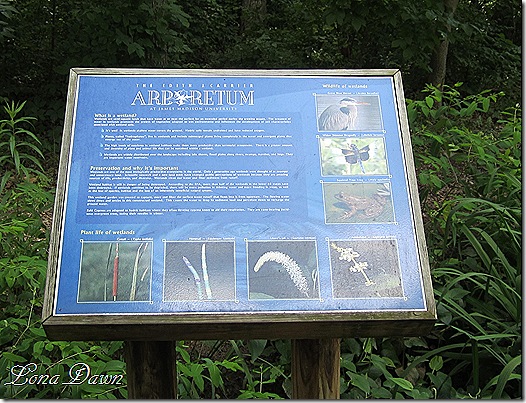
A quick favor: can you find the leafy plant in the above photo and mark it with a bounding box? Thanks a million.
[0,100,44,192]
[403,84,521,398]
[175,339,288,399]
[0,121,127,399]
[0,0,16,42]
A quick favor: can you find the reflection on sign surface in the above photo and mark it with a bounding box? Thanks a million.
[47,70,432,321]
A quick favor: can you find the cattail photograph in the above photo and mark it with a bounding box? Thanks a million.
[163,241,236,301]
[78,241,153,302]
[247,240,320,300]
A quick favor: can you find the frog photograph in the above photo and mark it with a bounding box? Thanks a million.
[322,182,394,224]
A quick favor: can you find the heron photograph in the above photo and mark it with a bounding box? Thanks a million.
[315,94,383,132]
[319,137,388,176]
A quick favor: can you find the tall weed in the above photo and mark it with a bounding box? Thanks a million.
[0,100,44,192]
[0,100,126,398]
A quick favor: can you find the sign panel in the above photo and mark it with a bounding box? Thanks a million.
[43,69,435,340]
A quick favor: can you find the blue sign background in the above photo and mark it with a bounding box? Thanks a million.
[54,74,428,315]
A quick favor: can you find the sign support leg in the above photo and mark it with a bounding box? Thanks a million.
[124,341,177,399]
[291,338,340,399]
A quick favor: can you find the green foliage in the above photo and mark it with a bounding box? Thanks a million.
[0,0,193,161]
[175,339,289,399]
[0,110,126,398]
[450,2,521,102]
[70,0,190,67]
[340,339,414,399]
[405,84,521,398]
[0,0,16,41]
[0,100,44,192]
[0,0,520,160]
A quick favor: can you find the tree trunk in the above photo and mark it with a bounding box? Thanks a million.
[429,0,459,88]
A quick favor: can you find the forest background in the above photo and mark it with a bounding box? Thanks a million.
[0,0,521,398]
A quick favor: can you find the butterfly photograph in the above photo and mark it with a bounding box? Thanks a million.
[319,137,388,176]
[341,143,371,174]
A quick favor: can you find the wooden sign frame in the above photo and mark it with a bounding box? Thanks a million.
[43,69,436,341]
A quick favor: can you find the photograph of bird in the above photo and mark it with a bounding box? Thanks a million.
[318,97,370,131]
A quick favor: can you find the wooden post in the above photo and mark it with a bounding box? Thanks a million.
[124,341,177,399]
[291,338,340,399]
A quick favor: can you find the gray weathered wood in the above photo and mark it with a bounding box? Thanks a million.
[392,72,436,313]
[43,312,435,341]
[42,68,436,342]
[42,69,79,320]
[292,338,340,399]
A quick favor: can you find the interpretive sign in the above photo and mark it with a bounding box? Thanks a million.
[43,69,436,340]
